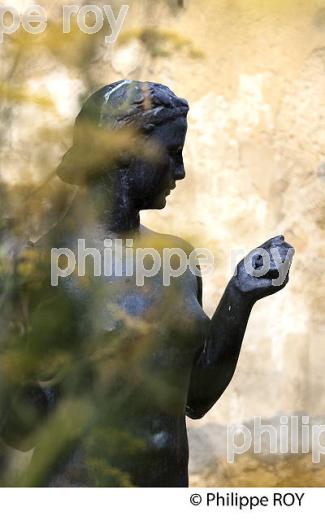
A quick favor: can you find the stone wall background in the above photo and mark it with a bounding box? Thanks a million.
[1,0,325,485]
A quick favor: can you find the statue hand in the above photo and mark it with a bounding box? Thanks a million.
[232,235,295,303]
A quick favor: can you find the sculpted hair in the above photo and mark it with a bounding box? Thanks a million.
[56,80,189,185]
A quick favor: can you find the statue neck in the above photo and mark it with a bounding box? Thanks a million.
[76,175,140,239]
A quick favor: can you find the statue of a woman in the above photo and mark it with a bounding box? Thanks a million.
[0,80,294,487]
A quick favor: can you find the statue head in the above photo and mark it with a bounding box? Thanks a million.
[56,80,189,210]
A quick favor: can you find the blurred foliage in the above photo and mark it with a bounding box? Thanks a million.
[191,452,325,487]
[118,27,204,58]
[0,0,203,486]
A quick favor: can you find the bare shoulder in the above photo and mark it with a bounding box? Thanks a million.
[139,225,195,255]
[140,225,202,301]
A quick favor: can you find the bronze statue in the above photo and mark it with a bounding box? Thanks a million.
[0,80,294,486]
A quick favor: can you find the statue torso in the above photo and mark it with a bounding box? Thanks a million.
[32,224,209,486]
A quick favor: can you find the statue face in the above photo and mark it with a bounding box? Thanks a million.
[129,116,188,210]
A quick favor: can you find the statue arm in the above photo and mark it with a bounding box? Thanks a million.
[186,280,253,419]
[186,235,294,420]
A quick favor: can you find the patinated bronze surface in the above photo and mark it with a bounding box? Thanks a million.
[0,81,294,486]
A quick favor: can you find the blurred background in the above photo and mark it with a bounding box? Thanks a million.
[0,0,325,485]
